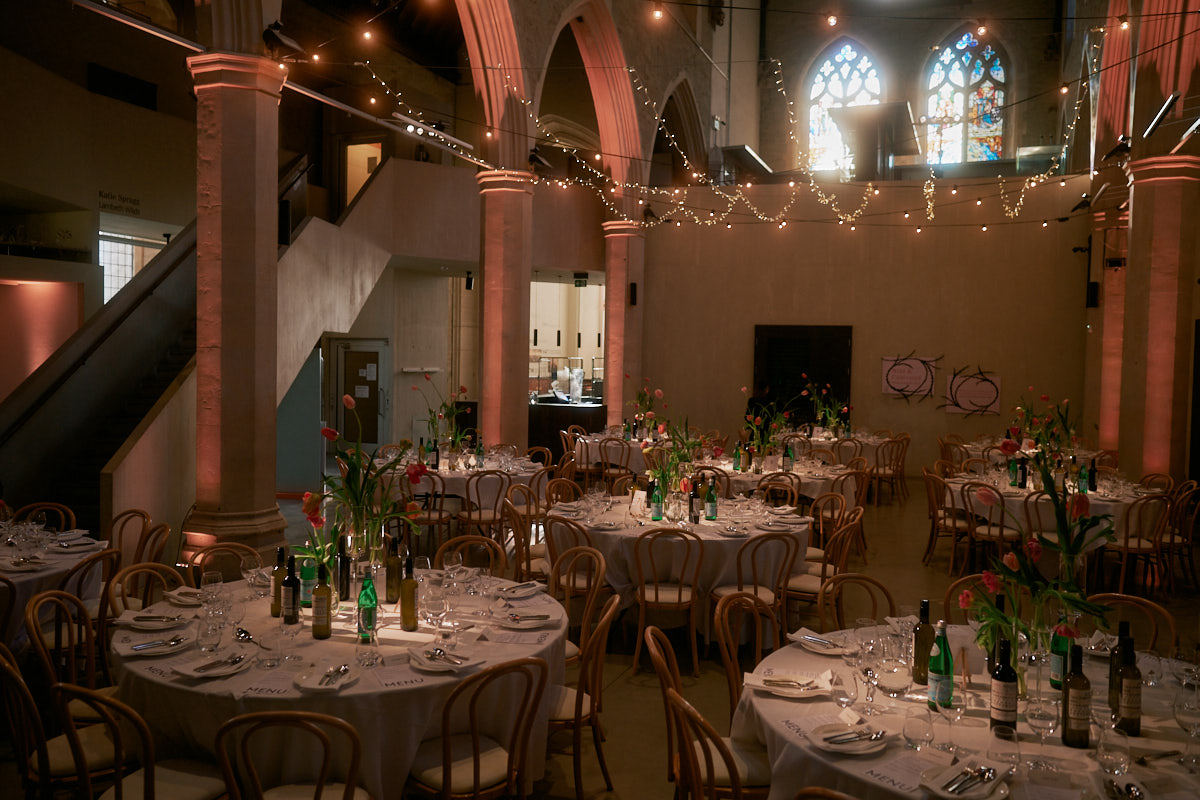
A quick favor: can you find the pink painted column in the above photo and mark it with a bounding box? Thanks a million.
[602,220,645,427]
[185,53,287,550]
[1097,255,1125,453]
[1119,155,1200,477]
[476,170,534,449]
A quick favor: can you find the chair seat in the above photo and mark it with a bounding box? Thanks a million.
[564,640,579,661]
[802,562,831,577]
[35,720,119,777]
[972,529,1020,543]
[410,733,510,793]
[804,546,823,561]
[1163,533,1187,546]
[528,542,548,559]
[638,583,696,605]
[785,573,824,595]
[547,684,595,721]
[262,785,371,800]
[935,511,972,531]
[457,510,502,524]
[68,685,120,722]
[693,738,771,787]
[411,512,452,525]
[710,584,776,605]
[528,557,550,577]
[100,758,227,800]
[1108,538,1157,553]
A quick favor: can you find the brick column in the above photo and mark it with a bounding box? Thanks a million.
[185,53,287,551]
[476,170,534,449]
[1119,155,1200,477]
[602,220,645,427]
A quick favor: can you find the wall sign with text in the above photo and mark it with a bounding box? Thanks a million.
[944,368,1001,415]
[881,355,939,400]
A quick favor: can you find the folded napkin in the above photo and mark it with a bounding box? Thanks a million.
[1088,630,1117,652]
[406,646,485,673]
[923,760,1008,800]
[786,628,848,653]
[744,668,833,696]
[110,630,194,657]
[768,505,797,515]
[885,615,920,632]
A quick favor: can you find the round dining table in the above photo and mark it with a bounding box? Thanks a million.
[113,576,567,800]
[731,624,1200,800]
[0,532,107,645]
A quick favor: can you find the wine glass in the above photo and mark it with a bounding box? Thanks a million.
[279,616,302,663]
[1138,650,1162,687]
[442,550,463,581]
[1024,698,1060,771]
[903,707,934,751]
[1096,727,1130,775]
[987,725,1023,776]
[936,694,967,753]
[1174,685,1200,771]
[423,581,450,642]
[830,671,858,711]
[240,556,269,599]
[200,570,223,606]
[857,639,884,717]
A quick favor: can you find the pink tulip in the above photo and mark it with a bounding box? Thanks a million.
[654,389,664,399]
[1024,538,1043,561]
[999,439,1020,455]
[321,427,339,442]
[958,589,974,609]
[1002,552,1019,571]
[658,423,666,434]
[342,394,355,410]
[981,570,1000,593]
[1070,493,1090,520]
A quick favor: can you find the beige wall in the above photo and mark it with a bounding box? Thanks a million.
[642,175,1093,470]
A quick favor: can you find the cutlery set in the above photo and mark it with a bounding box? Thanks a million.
[193,654,245,673]
[940,765,1010,795]
[1104,779,1145,799]
[822,727,885,745]
[319,664,351,686]
[131,634,187,651]
[798,634,839,649]
[761,677,813,689]
[424,647,464,665]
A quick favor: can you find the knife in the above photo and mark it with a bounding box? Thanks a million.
[800,634,838,648]
[134,615,183,622]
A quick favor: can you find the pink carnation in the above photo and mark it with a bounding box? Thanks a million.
[981,570,1000,593]
[958,589,974,609]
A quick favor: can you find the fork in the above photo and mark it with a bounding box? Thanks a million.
[762,677,812,689]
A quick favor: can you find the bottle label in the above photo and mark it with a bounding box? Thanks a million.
[1050,653,1064,684]
[312,593,330,625]
[928,673,953,707]
[1066,686,1091,728]
[1119,677,1141,720]
[651,500,663,520]
[300,578,314,605]
[282,589,298,620]
[705,500,717,520]
[990,679,1018,723]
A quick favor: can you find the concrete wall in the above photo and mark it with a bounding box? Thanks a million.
[642,175,1093,470]
[0,280,83,402]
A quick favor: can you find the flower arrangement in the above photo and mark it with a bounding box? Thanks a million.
[739,385,791,457]
[630,377,664,424]
[959,392,1113,669]
[412,373,473,447]
[644,417,702,492]
[296,394,424,569]
[802,375,851,430]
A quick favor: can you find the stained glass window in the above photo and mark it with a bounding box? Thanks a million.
[924,32,1007,164]
[807,41,882,171]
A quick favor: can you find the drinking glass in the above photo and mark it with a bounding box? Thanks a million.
[241,556,269,599]
[226,595,246,630]
[1096,727,1130,775]
[424,581,449,637]
[196,618,223,653]
[987,725,1022,776]
[442,550,464,581]
[279,617,302,663]
[355,631,382,668]
[200,570,223,605]
[936,694,967,753]
[858,639,884,717]
[830,672,858,711]
[254,628,282,669]
[903,707,934,751]
[1024,698,1060,771]
[875,656,911,702]
[838,633,861,671]
[1174,685,1200,771]
[1136,650,1162,687]
[1170,646,1200,687]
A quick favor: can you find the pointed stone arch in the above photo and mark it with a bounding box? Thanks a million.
[656,75,706,171]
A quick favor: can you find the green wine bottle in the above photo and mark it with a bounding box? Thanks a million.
[357,570,378,643]
[927,619,954,709]
[1049,615,1070,690]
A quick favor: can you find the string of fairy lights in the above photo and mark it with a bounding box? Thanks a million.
[310,5,1187,233]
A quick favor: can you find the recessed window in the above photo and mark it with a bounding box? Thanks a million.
[925,31,1008,164]
[807,41,883,172]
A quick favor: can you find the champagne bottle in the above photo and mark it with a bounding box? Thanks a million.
[336,535,351,602]
[704,478,718,521]
[299,556,316,608]
[311,563,332,639]
[400,554,418,631]
[912,600,934,686]
[270,546,285,618]
[927,620,954,709]
[1108,620,1131,710]
[281,554,300,625]
[990,638,1018,729]
[689,478,701,524]
[1116,637,1141,736]
[417,437,426,464]
[357,569,378,642]
[650,480,664,521]
[1062,643,1091,748]
[385,534,402,604]
[1049,616,1070,689]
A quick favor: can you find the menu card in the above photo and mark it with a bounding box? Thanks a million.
[857,751,948,794]
[239,670,295,699]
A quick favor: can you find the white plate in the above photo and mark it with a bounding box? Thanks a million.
[795,637,850,656]
[114,634,194,658]
[172,649,254,679]
[497,616,555,630]
[920,765,1012,800]
[406,646,485,673]
[807,723,890,755]
[128,616,190,631]
[164,589,204,607]
[587,521,620,531]
[57,530,86,542]
[499,582,545,599]
[294,665,361,693]
[747,677,825,699]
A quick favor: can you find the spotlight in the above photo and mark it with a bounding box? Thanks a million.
[1059,179,1067,187]
[981,225,988,232]
[1042,220,1049,227]
[465,271,474,291]
[976,198,982,206]
[363,30,372,40]
[873,187,880,196]
[827,15,838,26]
[951,185,958,195]
[593,153,601,161]
[1119,15,1129,30]
[1101,135,1131,162]
[262,21,304,59]
[311,53,320,62]
[652,2,664,20]
[916,227,922,233]
[369,97,376,105]
[903,211,910,219]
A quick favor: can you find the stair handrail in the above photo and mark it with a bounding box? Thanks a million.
[0,220,197,449]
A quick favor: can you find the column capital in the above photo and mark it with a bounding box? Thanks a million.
[187,52,286,97]
[476,169,536,194]
[1126,155,1200,184]
[602,219,644,238]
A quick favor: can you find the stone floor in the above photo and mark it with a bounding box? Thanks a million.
[3,478,1197,798]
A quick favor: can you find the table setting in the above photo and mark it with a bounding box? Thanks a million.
[731,617,1200,800]
[112,569,567,799]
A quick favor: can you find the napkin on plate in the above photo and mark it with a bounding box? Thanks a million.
[744,668,832,695]
[923,760,1008,800]
[1088,630,1117,652]
[786,628,847,653]
[406,646,485,673]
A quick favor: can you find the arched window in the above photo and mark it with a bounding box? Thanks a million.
[807,40,882,171]
[924,31,1007,164]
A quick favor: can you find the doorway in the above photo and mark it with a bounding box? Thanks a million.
[752,325,853,421]
[331,338,390,449]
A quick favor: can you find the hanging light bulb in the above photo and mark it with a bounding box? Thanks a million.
[1060,83,1070,94]
[976,198,982,206]
[951,185,958,195]
[977,24,987,35]
[1119,14,1129,30]
[652,2,665,21]
[827,15,838,26]
[981,225,988,232]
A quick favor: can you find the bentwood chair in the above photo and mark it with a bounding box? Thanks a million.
[543,515,595,567]
[665,687,771,800]
[217,711,369,800]
[713,592,780,722]
[524,446,553,466]
[405,471,454,554]
[644,626,684,786]
[57,547,123,620]
[13,502,77,532]
[942,573,988,625]
[709,532,797,634]
[548,594,621,800]
[55,683,225,800]
[109,508,151,559]
[186,542,261,586]
[574,436,605,492]
[0,642,122,800]
[105,562,185,619]
[504,498,548,582]
[548,546,609,665]
[831,468,870,509]
[1139,472,1175,493]
[406,657,549,800]
[1086,592,1178,651]
[782,519,858,628]
[1163,485,1200,590]
[434,535,508,577]
[546,478,584,506]
[694,466,731,498]
[134,522,173,565]
[960,481,1019,574]
[597,436,633,492]
[456,470,511,541]
[872,438,909,504]
[808,492,846,554]
[26,590,119,723]
[921,470,970,573]
[1097,494,1170,594]
[817,572,896,632]
[833,438,862,465]
[631,528,704,676]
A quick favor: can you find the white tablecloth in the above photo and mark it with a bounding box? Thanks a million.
[114,579,567,799]
[731,626,1199,800]
[0,540,104,645]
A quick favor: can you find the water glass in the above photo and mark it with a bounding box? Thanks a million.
[1137,651,1162,687]
[875,657,911,699]
[200,570,223,605]
[935,694,967,753]
[830,672,858,710]
[196,619,223,653]
[1025,698,1060,771]
[903,707,934,751]
[1097,727,1130,775]
[987,725,1022,776]
[279,618,302,663]
[355,630,382,668]
[1173,685,1200,769]
[255,629,282,669]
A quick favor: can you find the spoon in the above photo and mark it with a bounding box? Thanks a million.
[427,647,464,665]
[956,766,1000,795]
[235,628,272,649]
[193,653,245,673]
[131,634,186,652]
[1124,784,1144,799]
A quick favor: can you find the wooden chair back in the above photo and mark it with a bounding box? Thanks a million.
[543,515,595,565]
[942,573,987,624]
[818,572,897,631]
[186,542,261,586]
[643,626,682,783]
[714,592,779,720]
[110,509,150,559]
[434,535,508,577]
[666,687,753,800]
[465,470,511,516]
[833,438,862,464]
[634,528,704,606]
[733,532,798,600]
[216,711,364,800]
[546,478,583,505]
[26,590,104,692]
[548,546,607,656]
[13,502,76,531]
[694,466,731,498]
[525,446,553,466]
[1087,592,1178,650]
[134,522,173,565]
[1139,472,1174,493]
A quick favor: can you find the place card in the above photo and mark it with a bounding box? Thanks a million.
[373,665,428,689]
[239,670,295,699]
[858,751,943,794]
